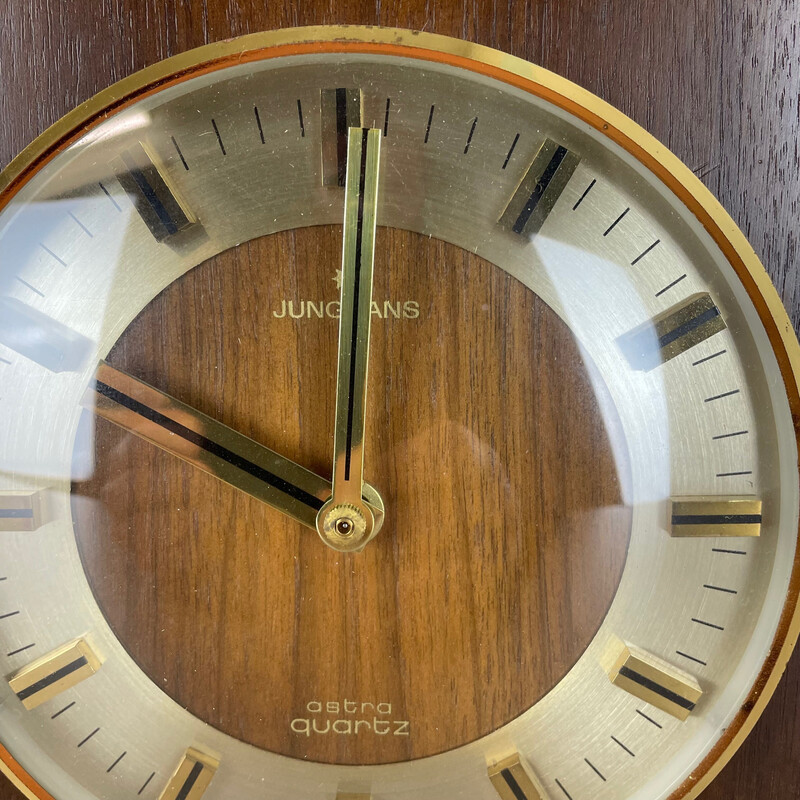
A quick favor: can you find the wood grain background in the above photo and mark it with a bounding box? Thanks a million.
[1,0,798,797]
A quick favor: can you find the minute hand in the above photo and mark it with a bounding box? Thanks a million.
[84,361,384,531]
[316,128,382,552]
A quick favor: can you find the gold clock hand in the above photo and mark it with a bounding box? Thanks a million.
[82,360,384,532]
[316,127,382,553]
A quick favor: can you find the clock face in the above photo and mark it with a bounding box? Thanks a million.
[0,25,798,800]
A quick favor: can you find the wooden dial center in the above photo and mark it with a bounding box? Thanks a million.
[71,226,631,764]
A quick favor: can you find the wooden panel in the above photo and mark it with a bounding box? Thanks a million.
[0,0,798,796]
[71,226,630,764]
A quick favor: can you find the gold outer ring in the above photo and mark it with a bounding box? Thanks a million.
[1,25,798,800]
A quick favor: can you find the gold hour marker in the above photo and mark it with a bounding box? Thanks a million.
[112,141,197,242]
[8,637,102,710]
[670,496,762,537]
[0,298,94,373]
[499,138,581,237]
[321,88,363,186]
[158,748,218,800]
[607,641,702,721]
[488,754,545,800]
[0,491,44,532]
[619,292,727,371]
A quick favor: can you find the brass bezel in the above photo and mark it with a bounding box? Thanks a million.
[0,25,798,800]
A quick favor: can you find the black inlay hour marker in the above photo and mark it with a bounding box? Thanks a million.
[488,754,544,800]
[500,138,581,237]
[297,99,305,137]
[383,97,391,136]
[608,641,702,720]
[670,496,761,537]
[0,298,94,373]
[9,638,102,710]
[159,749,218,800]
[112,141,197,242]
[619,292,727,371]
[321,88,362,186]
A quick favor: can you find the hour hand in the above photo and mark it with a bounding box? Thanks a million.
[82,361,384,532]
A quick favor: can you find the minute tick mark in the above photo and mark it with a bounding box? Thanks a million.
[138,772,156,796]
[502,133,520,169]
[98,181,122,211]
[555,778,574,800]
[692,617,725,631]
[15,277,44,298]
[676,650,708,666]
[611,735,635,756]
[693,349,727,366]
[7,643,35,657]
[705,389,740,403]
[603,207,630,236]
[636,709,663,728]
[171,136,190,170]
[656,274,686,296]
[211,119,227,156]
[464,117,478,154]
[77,727,100,748]
[107,751,127,773]
[704,584,737,594]
[51,701,75,719]
[584,758,606,781]
[424,104,435,143]
[68,211,93,237]
[573,178,596,210]
[712,430,748,440]
[631,239,660,265]
[254,106,265,144]
[40,243,67,267]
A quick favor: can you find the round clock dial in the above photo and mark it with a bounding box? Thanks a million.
[0,25,798,800]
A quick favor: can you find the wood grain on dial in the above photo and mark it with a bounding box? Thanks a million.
[71,227,631,764]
